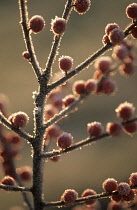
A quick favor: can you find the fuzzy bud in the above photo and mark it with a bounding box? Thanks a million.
[81,189,96,206]
[62,94,76,108]
[1,176,15,186]
[106,122,122,136]
[61,189,78,206]
[102,178,118,193]
[123,121,137,135]
[17,166,32,182]
[94,56,112,74]
[9,112,29,128]
[129,172,137,186]
[87,121,104,137]
[51,16,66,35]
[117,182,130,195]
[105,23,119,35]
[115,102,135,121]
[59,56,73,72]
[72,80,86,95]
[74,0,91,14]
[57,132,73,149]
[29,15,45,33]
[126,3,137,20]
[85,79,96,93]
[22,51,30,60]
[109,28,125,44]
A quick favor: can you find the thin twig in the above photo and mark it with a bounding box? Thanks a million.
[18,0,42,80]
[41,133,110,158]
[0,184,32,192]
[44,93,88,129]
[41,117,137,159]
[42,186,137,208]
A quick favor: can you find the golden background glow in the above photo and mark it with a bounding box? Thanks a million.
[0,0,137,209]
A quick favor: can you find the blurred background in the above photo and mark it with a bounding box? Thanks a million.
[0,0,137,209]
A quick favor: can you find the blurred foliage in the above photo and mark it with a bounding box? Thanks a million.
[0,0,137,209]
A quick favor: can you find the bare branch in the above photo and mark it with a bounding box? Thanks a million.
[41,133,110,158]
[41,117,137,159]
[0,184,32,192]
[42,186,137,208]
[44,93,88,129]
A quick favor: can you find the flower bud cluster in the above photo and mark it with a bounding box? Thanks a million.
[60,171,137,208]
[102,23,124,45]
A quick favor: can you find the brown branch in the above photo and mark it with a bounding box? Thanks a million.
[41,191,113,208]
[44,93,88,130]
[41,117,137,159]
[0,184,32,192]
[41,133,110,158]
[42,186,137,208]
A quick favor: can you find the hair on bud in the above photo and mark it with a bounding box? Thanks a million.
[81,189,96,206]
[28,15,45,33]
[85,79,96,93]
[129,172,137,186]
[113,45,129,60]
[123,121,137,135]
[59,56,73,72]
[109,28,125,44]
[50,155,60,162]
[46,124,61,139]
[57,132,73,149]
[22,51,30,60]
[115,102,135,121]
[1,176,15,186]
[106,122,122,136]
[102,34,110,45]
[131,26,137,39]
[8,112,29,128]
[105,23,119,35]
[119,60,134,76]
[102,178,118,193]
[61,189,78,206]
[87,121,104,137]
[126,3,137,20]
[72,80,86,95]
[74,0,91,15]
[122,189,135,201]
[117,182,130,195]
[17,166,32,182]
[62,94,76,108]
[107,201,122,210]
[51,16,66,35]
[94,56,112,74]
[101,79,116,95]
